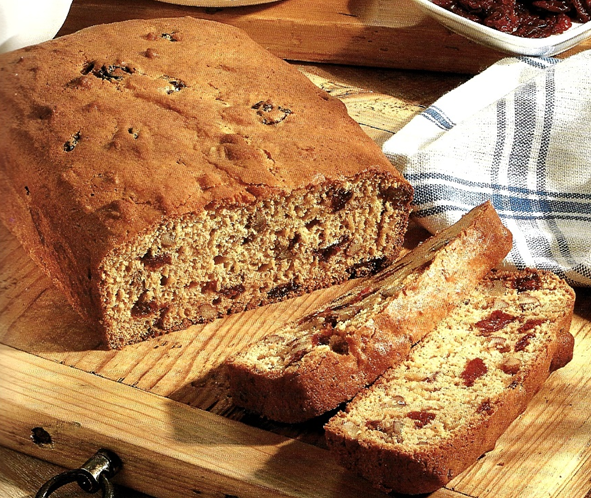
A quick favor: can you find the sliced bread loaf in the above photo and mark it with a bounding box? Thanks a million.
[0,18,413,348]
[324,269,575,495]
[225,201,513,422]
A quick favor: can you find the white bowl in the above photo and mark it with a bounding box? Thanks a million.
[412,0,591,56]
[0,0,73,54]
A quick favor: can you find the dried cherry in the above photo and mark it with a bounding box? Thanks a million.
[515,332,536,351]
[519,318,545,332]
[348,257,389,278]
[141,252,172,270]
[316,237,349,262]
[513,272,542,292]
[267,281,301,300]
[407,411,436,428]
[433,0,583,37]
[328,187,353,212]
[461,358,488,386]
[477,400,494,414]
[475,310,516,334]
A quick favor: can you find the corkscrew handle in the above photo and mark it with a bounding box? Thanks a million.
[36,448,121,498]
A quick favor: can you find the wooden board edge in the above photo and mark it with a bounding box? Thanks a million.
[0,343,389,498]
[58,0,505,74]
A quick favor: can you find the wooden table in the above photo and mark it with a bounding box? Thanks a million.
[57,0,591,74]
[1,1,591,497]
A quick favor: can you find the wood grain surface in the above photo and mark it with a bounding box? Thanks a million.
[1,199,590,498]
[58,0,591,74]
[1,66,591,492]
[1,10,591,495]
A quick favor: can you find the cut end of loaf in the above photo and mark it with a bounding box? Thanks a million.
[325,269,575,495]
[225,200,513,423]
[98,173,412,348]
[0,17,414,349]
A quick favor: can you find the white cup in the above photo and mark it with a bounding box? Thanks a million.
[0,0,73,53]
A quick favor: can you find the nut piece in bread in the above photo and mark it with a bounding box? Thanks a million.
[226,201,512,422]
[325,269,575,495]
[0,17,413,348]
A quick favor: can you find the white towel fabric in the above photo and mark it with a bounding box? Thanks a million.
[383,51,591,287]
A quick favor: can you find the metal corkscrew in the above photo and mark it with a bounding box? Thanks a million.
[36,449,122,498]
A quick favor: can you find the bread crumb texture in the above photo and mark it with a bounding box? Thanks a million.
[226,201,513,423]
[0,18,412,348]
[101,174,408,347]
[234,237,446,374]
[325,269,575,494]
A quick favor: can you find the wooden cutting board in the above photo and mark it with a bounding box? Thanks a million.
[59,0,591,74]
[1,63,591,498]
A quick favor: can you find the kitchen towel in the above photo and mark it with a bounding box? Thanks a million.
[383,50,591,287]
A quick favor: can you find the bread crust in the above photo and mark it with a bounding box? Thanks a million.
[0,18,412,347]
[226,202,513,422]
[324,269,575,495]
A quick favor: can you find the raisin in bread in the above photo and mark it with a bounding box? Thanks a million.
[0,18,413,349]
[325,269,575,495]
[225,201,513,423]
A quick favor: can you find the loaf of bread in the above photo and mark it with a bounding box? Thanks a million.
[325,269,575,495]
[0,17,414,348]
[226,201,513,422]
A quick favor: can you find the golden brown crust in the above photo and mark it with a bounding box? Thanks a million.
[0,18,412,347]
[228,325,412,422]
[550,319,575,371]
[226,202,513,422]
[324,269,575,495]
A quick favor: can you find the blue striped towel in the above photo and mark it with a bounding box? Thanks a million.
[383,51,591,287]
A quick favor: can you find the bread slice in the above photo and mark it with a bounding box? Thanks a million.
[0,18,413,348]
[324,269,575,495]
[226,201,513,422]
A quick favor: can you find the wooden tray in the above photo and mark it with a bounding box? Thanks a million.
[1,64,590,498]
[59,0,591,74]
